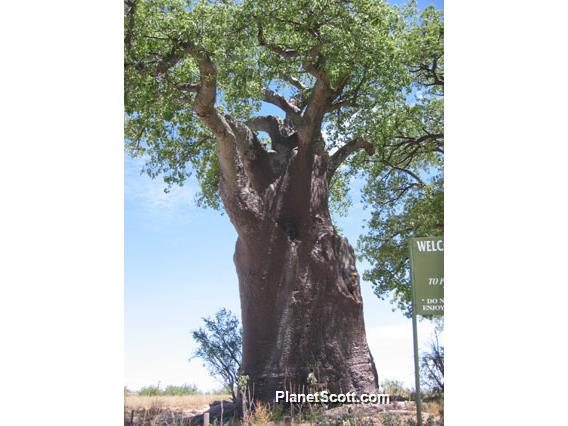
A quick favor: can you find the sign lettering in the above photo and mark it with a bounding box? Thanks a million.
[409,237,444,316]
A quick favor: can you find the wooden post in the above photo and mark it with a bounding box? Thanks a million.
[130,409,134,425]
[220,400,224,426]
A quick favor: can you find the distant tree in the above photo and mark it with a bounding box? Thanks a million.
[192,308,242,402]
[163,384,199,395]
[138,384,162,396]
[382,378,411,400]
[421,320,444,393]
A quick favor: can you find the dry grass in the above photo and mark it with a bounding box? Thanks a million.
[125,394,230,411]
[424,400,443,418]
[243,402,271,426]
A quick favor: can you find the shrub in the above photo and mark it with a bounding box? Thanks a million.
[163,384,199,395]
[383,379,411,400]
[138,385,162,396]
[192,308,242,402]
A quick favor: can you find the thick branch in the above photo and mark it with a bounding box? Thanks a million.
[326,98,358,112]
[302,62,334,140]
[188,46,265,228]
[303,59,329,86]
[301,62,349,144]
[173,82,200,92]
[262,88,301,116]
[230,121,275,194]
[328,138,376,179]
[285,78,310,111]
[287,77,307,92]
[245,115,289,141]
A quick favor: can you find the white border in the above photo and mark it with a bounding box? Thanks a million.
[0,1,124,424]
[1,1,567,424]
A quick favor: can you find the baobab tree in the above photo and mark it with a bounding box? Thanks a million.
[125,0,443,401]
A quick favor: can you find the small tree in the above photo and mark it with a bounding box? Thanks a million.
[192,308,242,402]
[421,321,444,394]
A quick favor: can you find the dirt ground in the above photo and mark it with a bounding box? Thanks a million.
[124,396,442,425]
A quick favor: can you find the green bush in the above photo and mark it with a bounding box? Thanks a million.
[383,379,411,400]
[137,383,199,396]
[138,385,162,396]
[163,384,199,395]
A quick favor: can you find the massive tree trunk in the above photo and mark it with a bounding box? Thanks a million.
[185,47,379,402]
[218,119,378,402]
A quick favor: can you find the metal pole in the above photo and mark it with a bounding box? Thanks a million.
[412,277,423,426]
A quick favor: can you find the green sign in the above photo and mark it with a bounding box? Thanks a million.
[409,237,444,316]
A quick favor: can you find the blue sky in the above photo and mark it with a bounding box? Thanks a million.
[125,0,443,392]
[125,155,438,391]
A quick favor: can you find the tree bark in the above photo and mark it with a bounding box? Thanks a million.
[219,127,379,402]
[184,47,378,402]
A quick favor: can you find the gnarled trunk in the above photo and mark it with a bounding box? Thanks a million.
[184,48,379,401]
[220,127,378,402]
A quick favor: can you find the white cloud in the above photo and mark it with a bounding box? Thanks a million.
[124,156,197,217]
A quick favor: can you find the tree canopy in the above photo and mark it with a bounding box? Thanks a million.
[125,0,443,316]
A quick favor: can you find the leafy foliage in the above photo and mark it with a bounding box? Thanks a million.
[191,308,242,402]
[382,378,411,400]
[125,0,443,315]
[138,383,199,396]
[357,4,444,317]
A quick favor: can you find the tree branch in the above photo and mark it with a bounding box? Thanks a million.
[188,45,265,226]
[257,25,322,60]
[173,82,200,92]
[328,138,376,179]
[380,157,425,187]
[245,115,290,141]
[326,70,367,112]
[257,26,300,58]
[287,77,307,92]
[301,61,335,139]
[262,87,302,125]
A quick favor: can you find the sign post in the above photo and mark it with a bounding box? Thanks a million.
[409,237,444,426]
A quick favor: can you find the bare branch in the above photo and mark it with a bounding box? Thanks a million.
[328,138,376,179]
[287,77,307,92]
[262,87,303,124]
[380,158,425,187]
[245,115,289,141]
[302,61,335,135]
[173,82,200,92]
[389,133,444,153]
[326,98,358,112]
[411,54,444,87]
[326,70,367,112]
[303,58,329,86]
